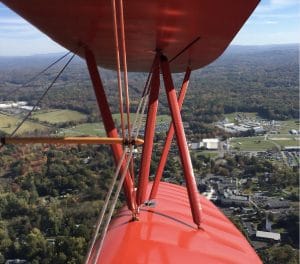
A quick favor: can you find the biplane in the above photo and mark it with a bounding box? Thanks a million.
[2,1,262,263]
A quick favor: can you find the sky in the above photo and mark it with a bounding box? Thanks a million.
[0,0,299,56]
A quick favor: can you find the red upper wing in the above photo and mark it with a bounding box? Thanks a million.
[3,0,259,72]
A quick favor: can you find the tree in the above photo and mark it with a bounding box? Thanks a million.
[0,222,12,257]
[23,228,47,260]
[265,245,299,264]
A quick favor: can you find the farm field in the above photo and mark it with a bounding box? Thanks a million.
[230,135,299,151]
[57,123,105,136]
[0,113,48,135]
[32,109,87,124]
[111,113,171,125]
[230,136,274,151]
[269,138,299,147]
[277,119,299,134]
[58,114,171,136]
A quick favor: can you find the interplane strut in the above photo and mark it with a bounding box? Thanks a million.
[85,47,137,212]
[149,66,191,201]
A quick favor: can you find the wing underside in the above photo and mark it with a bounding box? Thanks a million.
[2,0,259,72]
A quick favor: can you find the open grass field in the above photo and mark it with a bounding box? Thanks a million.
[58,114,171,136]
[277,119,299,134]
[230,135,299,151]
[269,138,299,147]
[198,151,219,159]
[230,136,274,151]
[57,123,106,136]
[32,109,87,124]
[111,113,171,125]
[0,113,48,135]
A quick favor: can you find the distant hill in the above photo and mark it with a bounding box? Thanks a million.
[0,44,298,120]
[0,43,298,72]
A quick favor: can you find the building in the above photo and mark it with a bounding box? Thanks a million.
[255,231,281,242]
[190,138,219,150]
[253,126,265,135]
[265,200,290,209]
[284,146,300,151]
[190,142,201,150]
[289,129,298,135]
[0,101,38,111]
[223,123,235,127]
[220,190,250,207]
[202,138,219,150]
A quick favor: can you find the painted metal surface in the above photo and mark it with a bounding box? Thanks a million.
[137,57,160,206]
[85,48,136,212]
[2,0,259,73]
[161,55,201,227]
[88,182,262,264]
[150,66,191,200]
[2,2,262,262]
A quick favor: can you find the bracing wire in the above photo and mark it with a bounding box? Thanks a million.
[84,150,127,264]
[85,2,159,260]
[118,0,131,142]
[131,55,158,140]
[126,58,156,181]
[0,53,76,150]
[84,1,142,255]
[84,57,155,263]
[2,51,72,100]
[111,0,126,139]
[84,15,156,264]
[93,146,135,263]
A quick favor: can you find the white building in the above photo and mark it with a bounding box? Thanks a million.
[256,231,281,241]
[202,138,219,150]
[290,129,298,135]
[190,142,201,150]
[223,123,235,127]
[0,101,37,111]
[190,138,219,150]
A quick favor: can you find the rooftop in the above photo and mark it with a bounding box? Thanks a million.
[256,231,281,241]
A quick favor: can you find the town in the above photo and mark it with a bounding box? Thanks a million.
[186,112,299,256]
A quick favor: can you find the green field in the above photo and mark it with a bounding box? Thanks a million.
[58,114,171,136]
[277,119,299,134]
[32,109,87,124]
[0,113,48,135]
[198,151,219,159]
[230,136,274,151]
[269,138,299,147]
[111,113,171,125]
[57,123,106,136]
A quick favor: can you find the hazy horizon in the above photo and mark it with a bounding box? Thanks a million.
[0,43,298,58]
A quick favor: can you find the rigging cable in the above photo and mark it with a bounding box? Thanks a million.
[111,0,126,139]
[84,2,137,261]
[118,0,136,181]
[2,51,72,100]
[84,150,127,264]
[125,57,155,184]
[86,2,159,260]
[118,0,131,142]
[0,53,76,150]
[129,56,157,138]
[84,57,155,263]
[93,145,135,263]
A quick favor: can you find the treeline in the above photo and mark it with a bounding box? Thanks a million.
[0,45,298,126]
[0,144,118,263]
